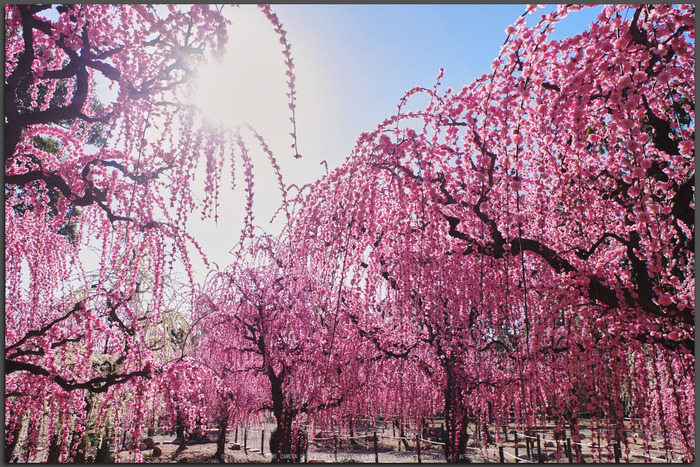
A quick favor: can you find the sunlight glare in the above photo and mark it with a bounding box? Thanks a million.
[193,8,290,131]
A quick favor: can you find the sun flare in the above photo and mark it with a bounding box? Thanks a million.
[193,9,291,130]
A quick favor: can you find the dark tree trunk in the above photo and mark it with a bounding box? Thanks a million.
[5,415,23,463]
[267,364,302,463]
[443,365,470,463]
[482,422,495,445]
[568,415,583,463]
[271,411,296,463]
[95,427,112,463]
[349,418,359,447]
[394,420,410,451]
[176,412,187,451]
[46,431,63,463]
[70,432,88,463]
[215,415,228,461]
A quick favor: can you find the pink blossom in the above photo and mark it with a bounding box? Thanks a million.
[633,70,647,82]
[627,185,641,197]
[658,295,673,306]
[678,140,694,156]
[632,166,646,178]
[637,212,652,223]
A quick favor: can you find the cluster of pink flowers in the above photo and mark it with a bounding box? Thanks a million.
[258,4,301,158]
[5,3,694,463]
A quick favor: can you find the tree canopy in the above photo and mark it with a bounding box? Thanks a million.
[5,3,695,464]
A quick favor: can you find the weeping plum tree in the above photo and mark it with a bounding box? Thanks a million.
[296,4,694,462]
[4,3,302,461]
[195,232,374,462]
[296,119,545,462]
[185,290,266,461]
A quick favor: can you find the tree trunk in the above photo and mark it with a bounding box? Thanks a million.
[271,411,296,463]
[267,365,302,463]
[396,421,410,451]
[5,414,23,463]
[176,412,187,451]
[46,431,63,463]
[70,432,88,463]
[482,422,495,445]
[215,415,228,461]
[349,418,359,447]
[443,365,470,463]
[568,415,583,463]
[95,427,112,463]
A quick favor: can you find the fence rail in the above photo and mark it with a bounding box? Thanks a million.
[218,420,690,464]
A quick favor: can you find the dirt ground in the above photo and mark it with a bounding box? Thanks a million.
[115,422,690,463]
[12,420,688,463]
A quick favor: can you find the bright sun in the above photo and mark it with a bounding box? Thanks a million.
[193,7,291,130]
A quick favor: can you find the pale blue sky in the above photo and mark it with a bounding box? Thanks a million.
[269,4,602,164]
[197,4,603,176]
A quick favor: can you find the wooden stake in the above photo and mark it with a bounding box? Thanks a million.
[374,432,379,463]
[526,432,531,460]
[416,433,421,463]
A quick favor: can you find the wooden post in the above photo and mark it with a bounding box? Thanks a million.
[536,434,542,462]
[374,432,379,463]
[566,438,573,463]
[334,435,338,461]
[526,432,531,460]
[243,428,247,453]
[499,446,505,463]
[261,430,265,456]
[515,445,519,462]
[235,426,238,443]
[416,433,421,463]
[614,439,621,463]
[504,425,508,442]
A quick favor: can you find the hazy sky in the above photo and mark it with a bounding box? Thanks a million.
[188,4,603,282]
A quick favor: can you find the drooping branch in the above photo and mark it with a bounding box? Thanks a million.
[347,312,418,360]
[441,209,693,353]
[6,155,172,225]
[5,359,151,394]
[6,301,87,354]
[575,232,628,260]
[671,171,695,237]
